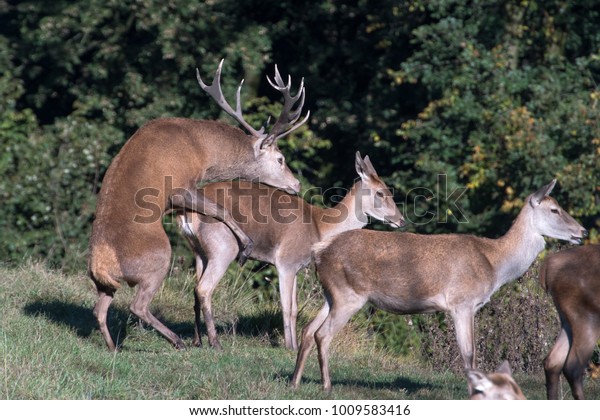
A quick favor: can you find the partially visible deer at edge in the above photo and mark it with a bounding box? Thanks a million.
[88,60,309,351]
[291,180,587,392]
[467,360,526,400]
[178,151,405,351]
[540,244,600,400]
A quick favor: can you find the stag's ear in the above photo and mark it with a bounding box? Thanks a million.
[355,151,378,181]
[496,360,512,376]
[256,134,276,153]
[530,179,557,208]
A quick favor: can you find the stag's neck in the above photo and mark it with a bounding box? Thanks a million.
[317,181,367,241]
[201,140,254,183]
[491,205,546,286]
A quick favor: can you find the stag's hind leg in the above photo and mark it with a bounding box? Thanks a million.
[129,272,186,350]
[171,190,253,261]
[93,284,116,351]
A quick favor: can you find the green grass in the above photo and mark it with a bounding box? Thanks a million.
[0,262,598,400]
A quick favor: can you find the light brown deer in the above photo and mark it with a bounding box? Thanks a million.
[540,244,600,400]
[178,151,405,351]
[88,60,309,351]
[291,180,587,392]
[466,360,526,400]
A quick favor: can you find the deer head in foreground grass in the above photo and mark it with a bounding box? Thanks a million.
[291,179,587,392]
[178,151,405,351]
[540,244,600,400]
[467,360,526,400]
[88,60,309,351]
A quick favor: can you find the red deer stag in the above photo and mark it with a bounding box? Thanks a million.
[540,244,600,400]
[467,360,526,400]
[291,180,587,391]
[88,60,309,351]
[178,151,405,350]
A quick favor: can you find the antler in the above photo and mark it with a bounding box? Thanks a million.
[266,65,310,140]
[197,60,310,141]
[197,59,266,138]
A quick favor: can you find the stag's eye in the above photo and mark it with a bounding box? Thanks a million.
[277,156,284,165]
[551,208,559,214]
[376,190,385,198]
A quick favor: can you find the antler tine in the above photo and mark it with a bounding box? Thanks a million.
[196,59,265,138]
[235,80,266,136]
[286,80,306,124]
[275,110,310,141]
[266,64,310,138]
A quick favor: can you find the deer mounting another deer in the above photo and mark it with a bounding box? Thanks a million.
[467,360,526,400]
[291,179,587,392]
[178,151,405,351]
[88,60,309,351]
[540,244,600,400]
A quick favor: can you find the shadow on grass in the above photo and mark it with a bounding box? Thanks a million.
[21,299,288,348]
[23,299,102,337]
[283,373,438,396]
[212,310,285,347]
[22,299,131,345]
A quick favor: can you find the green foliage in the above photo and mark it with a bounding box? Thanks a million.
[386,0,600,236]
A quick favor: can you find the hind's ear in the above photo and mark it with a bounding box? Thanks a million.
[530,179,556,207]
[466,369,491,395]
[496,360,512,376]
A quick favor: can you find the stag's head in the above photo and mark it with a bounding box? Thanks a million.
[198,60,309,194]
[527,179,587,244]
[354,151,405,228]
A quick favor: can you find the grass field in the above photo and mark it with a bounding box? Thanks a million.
[1,262,598,400]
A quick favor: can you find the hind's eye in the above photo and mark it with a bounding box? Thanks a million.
[376,190,384,198]
[551,208,559,214]
[277,157,284,165]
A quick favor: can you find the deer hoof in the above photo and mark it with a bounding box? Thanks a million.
[174,339,186,350]
[210,341,223,351]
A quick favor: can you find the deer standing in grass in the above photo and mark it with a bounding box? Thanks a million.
[178,152,405,350]
[540,244,600,400]
[466,360,526,400]
[291,180,587,392]
[88,60,309,351]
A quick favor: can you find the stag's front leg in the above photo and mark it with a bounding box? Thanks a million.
[170,190,253,262]
[451,307,476,370]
